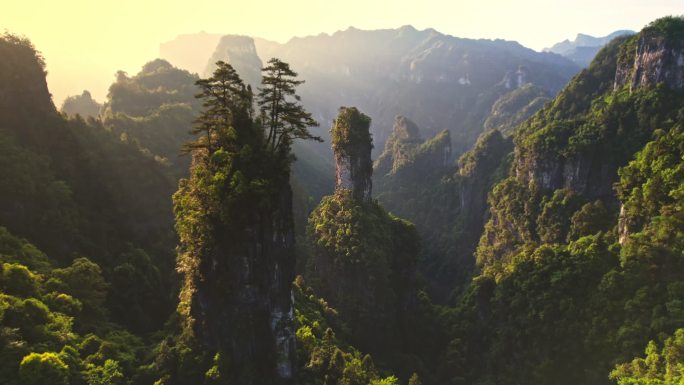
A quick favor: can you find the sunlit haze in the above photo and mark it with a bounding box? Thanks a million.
[3,0,681,106]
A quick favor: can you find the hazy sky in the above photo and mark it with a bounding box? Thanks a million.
[3,0,681,106]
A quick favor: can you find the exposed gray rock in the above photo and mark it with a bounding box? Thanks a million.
[614,33,684,90]
[204,35,263,88]
[333,107,373,202]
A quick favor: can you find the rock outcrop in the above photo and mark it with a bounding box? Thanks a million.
[614,26,684,91]
[484,84,550,136]
[307,106,420,359]
[374,115,423,175]
[177,26,579,155]
[204,35,263,88]
[187,186,297,383]
[332,107,373,202]
[515,153,616,200]
[459,130,513,230]
[374,115,452,179]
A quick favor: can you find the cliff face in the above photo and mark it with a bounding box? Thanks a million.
[515,153,616,199]
[332,107,374,202]
[189,186,297,383]
[459,130,513,230]
[374,116,452,179]
[176,26,578,157]
[484,84,550,136]
[614,31,684,91]
[307,107,420,360]
[477,18,684,272]
[514,30,676,201]
[204,35,263,88]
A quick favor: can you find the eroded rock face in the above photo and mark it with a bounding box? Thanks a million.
[332,107,373,202]
[374,115,423,175]
[615,33,684,91]
[190,186,297,384]
[515,154,616,200]
[204,35,263,88]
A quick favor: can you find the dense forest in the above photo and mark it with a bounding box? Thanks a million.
[1,15,684,385]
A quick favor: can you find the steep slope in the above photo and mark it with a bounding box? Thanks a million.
[260,26,578,154]
[0,33,178,334]
[306,107,427,375]
[440,16,684,385]
[478,18,684,270]
[102,59,199,178]
[165,26,579,156]
[374,117,511,299]
[483,84,551,135]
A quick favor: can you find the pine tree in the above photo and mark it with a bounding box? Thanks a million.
[184,60,253,156]
[257,58,321,157]
[172,59,320,384]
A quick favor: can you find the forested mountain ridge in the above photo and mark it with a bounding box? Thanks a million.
[438,16,684,385]
[163,26,580,156]
[545,30,635,67]
[373,116,512,300]
[0,34,176,273]
[2,15,684,385]
[0,32,180,385]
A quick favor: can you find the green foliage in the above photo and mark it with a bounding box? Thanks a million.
[331,107,373,161]
[641,15,684,41]
[84,359,125,385]
[370,376,400,385]
[479,26,684,274]
[307,187,432,376]
[52,257,108,331]
[610,329,684,385]
[103,59,199,118]
[171,58,320,384]
[257,58,321,157]
[476,177,540,273]
[0,227,50,273]
[617,122,684,239]
[292,278,394,385]
[1,263,39,297]
[456,21,684,385]
[567,200,615,241]
[19,352,69,385]
[484,84,550,136]
[107,247,168,334]
[375,124,512,299]
[536,189,582,244]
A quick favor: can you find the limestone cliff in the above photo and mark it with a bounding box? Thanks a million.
[307,106,420,361]
[184,185,297,383]
[458,130,513,232]
[332,107,374,202]
[204,35,263,88]
[374,115,452,179]
[477,17,684,271]
[374,115,423,175]
[614,20,684,91]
